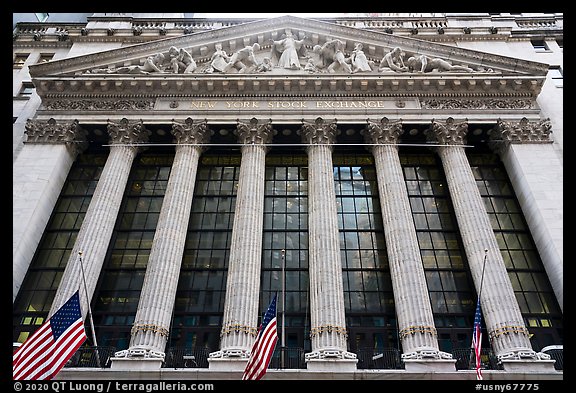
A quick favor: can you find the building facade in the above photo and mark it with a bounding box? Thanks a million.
[13,13,563,380]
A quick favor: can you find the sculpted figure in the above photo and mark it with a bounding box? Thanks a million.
[406,54,474,73]
[379,47,408,72]
[256,57,273,72]
[168,46,197,74]
[269,30,307,70]
[313,39,352,73]
[224,43,261,73]
[106,52,166,74]
[304,58,320,73]
[206,43,231,73]
[350,42,372,73]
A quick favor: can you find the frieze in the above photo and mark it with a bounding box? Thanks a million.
[421,98,533,110]
[43,99,155,111]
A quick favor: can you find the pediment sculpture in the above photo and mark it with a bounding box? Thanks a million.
[84,34,493,76]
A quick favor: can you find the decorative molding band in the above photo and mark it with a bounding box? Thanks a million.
[399,325,438,339]
[219,323,258,338]
[421,98,533,110]
[130,323,169,338]
[488,324,530,340]
[309,324,349,338]
[43,99,154,111]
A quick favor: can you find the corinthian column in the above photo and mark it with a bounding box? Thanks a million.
[209,118,274,371]
[427,118,554,372]
[13,119,87,302]
[50,119,150,320]
[362,118,454,371]
[111,119,212,369]
[299,117,357,371]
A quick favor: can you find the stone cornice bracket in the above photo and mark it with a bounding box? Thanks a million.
[361,117,404,149]
[106,118,151,150]
[426,117,469,146]
[492,117,553,145]
[171,117,214,148]
[298,117,339,148]
[24,118,88,157]
[234,117,275,146]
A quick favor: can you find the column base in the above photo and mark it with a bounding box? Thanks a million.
[403,359,457,372]
[305,349,358,371]
[109,357,163,371]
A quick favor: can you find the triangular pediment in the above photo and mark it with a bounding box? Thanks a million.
[29,15,548,77]
[28,15,549,101]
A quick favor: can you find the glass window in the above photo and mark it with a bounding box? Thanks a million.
[13,53,29,69]
[18,81,35,97]
[531,39,549,52]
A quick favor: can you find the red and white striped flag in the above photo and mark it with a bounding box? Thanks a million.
[472,297,483,380]
[242,294,278,380]
[13,290,87,380]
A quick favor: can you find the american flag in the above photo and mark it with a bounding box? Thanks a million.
[472,297,483,380]
[13,290,87,380]
[242,294,278,380]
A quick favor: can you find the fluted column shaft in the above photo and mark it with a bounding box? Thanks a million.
[50,119,150,318]
[218,118,274,357]
[363,118,447,359]
[429,118,534,360]
[299,118,353,360]
[126,120,212,357]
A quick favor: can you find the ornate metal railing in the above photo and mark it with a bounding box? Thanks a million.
[541,345,563,370]
[356,348,404,369]
[269,347,306,369]
[65,346,116,368]
[163,347,210,368]
[452,347,503,370]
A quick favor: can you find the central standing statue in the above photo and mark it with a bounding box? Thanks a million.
[269,29,307,70]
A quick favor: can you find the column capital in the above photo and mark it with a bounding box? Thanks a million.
[171,118,213,146]
[234,117,274,145]
[492,117,553,145]
[299,117,339,146]
[426,117,469,146]
[24,118,88,157]
[107,118,151,147]
[362,117,404,146]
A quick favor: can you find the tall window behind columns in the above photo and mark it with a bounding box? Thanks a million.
[92,152,173,350]
[468,152,563,351]
[333,153,396,360]
[168,153,240,356]
[261,152,310,365]
[400,150,478,354]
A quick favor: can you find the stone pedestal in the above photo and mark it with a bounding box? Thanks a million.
[306,358,358,372]
[109,357,163,371]
[500,359,558,372]
[207,357,249,371]
[403,359,457,372]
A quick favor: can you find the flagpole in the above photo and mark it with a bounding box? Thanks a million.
[78,250,101,368]
[470,249,488,376]
[281,248,286,369]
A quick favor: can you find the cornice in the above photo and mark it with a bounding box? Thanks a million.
[32,73,545,99]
